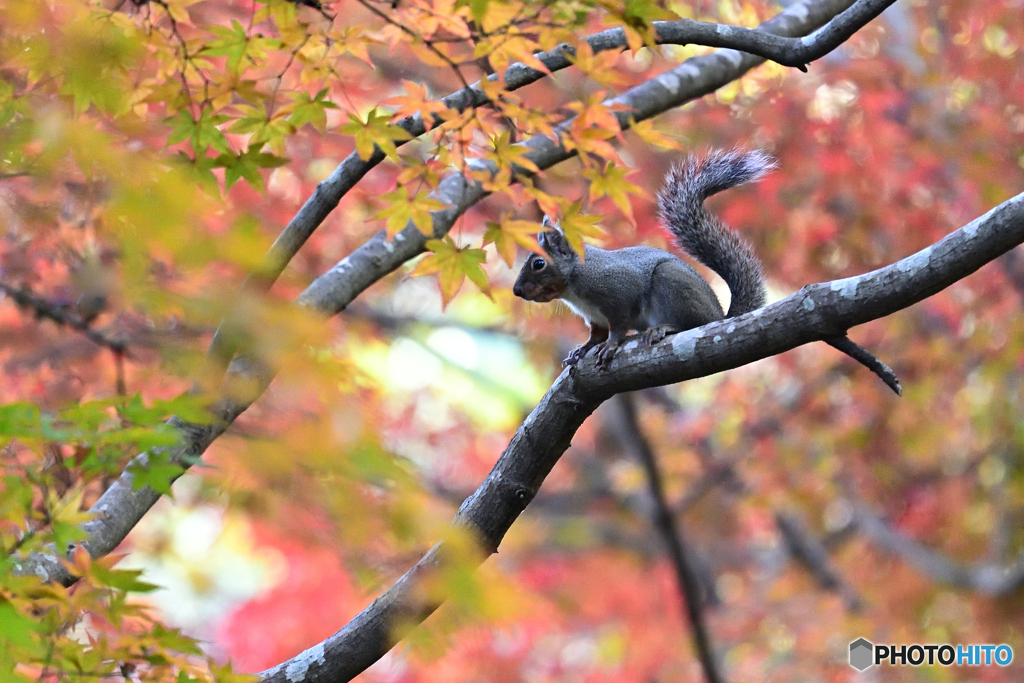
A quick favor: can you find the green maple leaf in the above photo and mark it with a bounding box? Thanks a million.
[166,108,232,156]
[91,563,158,594]
[215,146,288,192]
[201,21,251,73]
[285,88,338,133]
[127,453,185,496]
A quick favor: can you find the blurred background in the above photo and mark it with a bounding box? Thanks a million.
[2,0,1024,679]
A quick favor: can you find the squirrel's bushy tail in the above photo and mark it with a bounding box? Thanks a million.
[658,149,775,318]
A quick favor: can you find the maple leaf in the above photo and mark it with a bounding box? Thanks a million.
[90,557,159,594]
[374,188,450,236]
[395,155,444,187]
[229,104,295,153]
[283,88,338,133]
[166,108,233,156]
[558,201,604,257]
[215,146,288,193]
[482,131,541,189]
[484,215,542,267]
[521,184,565,219]
[498,100,557,139]
[200,21,253,74]
[474,32,547,74]
[332,26,376,66]
[596,0,672,51]
[582,162,648,222]
[566,91,627,131]
[381,80,452,130]
[569,41,628,89]
[126,451,185,496]
[564,122,623,166]
[562,92,630,165]
[411,236,492,308]
[338,108,413,161]
[629,118,684,151]
[46,486,93,551]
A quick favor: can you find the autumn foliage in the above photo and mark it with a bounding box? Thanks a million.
[2,0,1024,680]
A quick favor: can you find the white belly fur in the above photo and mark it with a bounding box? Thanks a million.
[561,290,609,328]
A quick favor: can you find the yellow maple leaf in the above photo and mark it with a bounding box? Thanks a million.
[338,108,414,161]
[629,119,684,151]
[483,131,541,189]
[484,214,543,267]
[382,80,453,130]
[375,188,450,236]
[582,162,648,222]
[558,201,604,257]
[411,236,492,308]
[569,41,628,89]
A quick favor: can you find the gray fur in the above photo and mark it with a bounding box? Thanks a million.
[657,148,775,317]
[513,149,774,366]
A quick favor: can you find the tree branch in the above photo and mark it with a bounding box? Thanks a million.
[824,335,901,395]
[775,512,862,611]
[0,281,127,355]
[611,393,724,683]
[852,506,1024,595]
[259,193,1024,681]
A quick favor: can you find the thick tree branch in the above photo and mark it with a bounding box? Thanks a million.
[612,393,724,683]
[259,194,1024,681]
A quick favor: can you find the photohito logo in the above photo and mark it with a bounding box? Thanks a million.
[849,638,1013,670]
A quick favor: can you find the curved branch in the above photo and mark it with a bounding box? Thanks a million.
[259,193,1024,680]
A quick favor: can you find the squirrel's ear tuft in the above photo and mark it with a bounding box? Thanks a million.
[539,227,573,258]
[541,215,565,234]
[538,230,553,253]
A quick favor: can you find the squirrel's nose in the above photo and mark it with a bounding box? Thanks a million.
[513,282,523,298]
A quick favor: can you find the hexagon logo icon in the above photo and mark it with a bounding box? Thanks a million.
[849,638,874,671]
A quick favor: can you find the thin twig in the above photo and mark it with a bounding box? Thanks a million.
[0,282,128,355]
[612,393,724,683]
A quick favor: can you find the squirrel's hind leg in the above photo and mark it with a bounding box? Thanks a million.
[638,324,679,346]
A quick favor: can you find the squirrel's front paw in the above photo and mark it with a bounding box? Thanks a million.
[594,342,620,370]
[562,344,592,367]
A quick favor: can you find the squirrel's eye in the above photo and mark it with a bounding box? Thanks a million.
[532,258,546,271]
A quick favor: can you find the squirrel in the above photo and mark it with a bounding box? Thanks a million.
[513,148,775,369]
[512,149,902,394]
